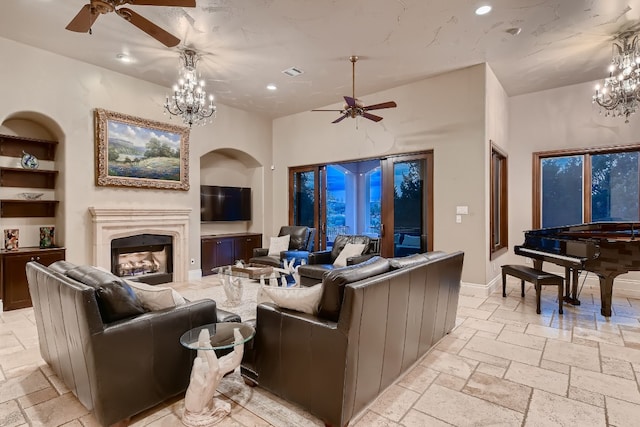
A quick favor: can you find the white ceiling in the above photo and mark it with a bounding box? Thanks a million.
[1,0,639,118]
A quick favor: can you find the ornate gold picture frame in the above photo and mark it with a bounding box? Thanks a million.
[94,109,190,190]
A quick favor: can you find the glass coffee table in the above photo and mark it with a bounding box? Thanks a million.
[179,322,255,426]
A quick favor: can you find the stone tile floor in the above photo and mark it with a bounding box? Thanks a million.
[1,275,639,426]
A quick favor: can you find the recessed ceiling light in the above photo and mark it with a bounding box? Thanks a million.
[475,5,492,15]
[266,84,277,91]
[116,53,131,63]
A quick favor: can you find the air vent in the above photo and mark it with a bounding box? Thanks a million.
[282,67,304,77]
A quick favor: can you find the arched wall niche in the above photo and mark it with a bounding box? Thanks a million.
[0,111,65,248]
[200,148,264,236]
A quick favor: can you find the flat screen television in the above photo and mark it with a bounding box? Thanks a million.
[201,185,251,221]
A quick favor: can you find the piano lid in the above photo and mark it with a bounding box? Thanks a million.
[524,221,640,243]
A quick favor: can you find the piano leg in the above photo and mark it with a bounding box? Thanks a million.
[599,276,614,317]
[570,268,581,306]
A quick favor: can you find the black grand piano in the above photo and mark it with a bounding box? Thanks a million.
[515,222,640,317]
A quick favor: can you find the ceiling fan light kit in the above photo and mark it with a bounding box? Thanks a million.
[164,49,216,127]
[593,31,640,123]
[311,55,397,124]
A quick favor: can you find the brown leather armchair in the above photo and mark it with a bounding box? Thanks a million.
[249,225,315,267]
[26,260,240,426]
[297,234,379,285]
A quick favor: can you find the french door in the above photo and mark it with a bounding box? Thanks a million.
[289,165,325,251]
[380,153,433,257]
[289,152,433,257]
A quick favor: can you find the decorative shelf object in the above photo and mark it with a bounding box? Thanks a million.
[0,134,58,161]
[0,167,58,189]
[0,200,58,218]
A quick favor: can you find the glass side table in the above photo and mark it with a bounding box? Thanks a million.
[179,322,255,426]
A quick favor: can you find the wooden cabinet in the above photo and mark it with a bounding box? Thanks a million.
[201,233,262,276]
[0,134,59,218]
[0,247,65,311]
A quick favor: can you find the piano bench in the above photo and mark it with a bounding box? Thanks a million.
[501,264,564,315]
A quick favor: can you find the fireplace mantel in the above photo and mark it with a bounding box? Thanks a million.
[89,207,191,282]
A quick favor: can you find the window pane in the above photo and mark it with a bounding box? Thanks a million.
[492,153,501,246]
[592,152,639,221]
[293,171,315,227]
[393,160,424,256]
[326,165,347,247]
[541,156,583,227]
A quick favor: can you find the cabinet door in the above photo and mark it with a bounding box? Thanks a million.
[201,239,216,276]
[238,235,262,262]
[2,249,65,311]
[214,238,235,267]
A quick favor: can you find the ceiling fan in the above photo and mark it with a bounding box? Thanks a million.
[65,0,196,47]
[312,56,397,123]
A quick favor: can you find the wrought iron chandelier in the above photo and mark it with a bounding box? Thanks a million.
[593,31,640,123]
[164,49,216,127]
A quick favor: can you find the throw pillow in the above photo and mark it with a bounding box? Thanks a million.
[332,243,366,267]
[268,234,290,256]
[66,265,146,323]
[261,283,323,315]
[124,279,186,311]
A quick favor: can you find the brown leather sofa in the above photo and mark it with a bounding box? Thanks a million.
[25,260,239,426]
[297,234,380,285]
[241,251,464,427]
[249,225,315,267]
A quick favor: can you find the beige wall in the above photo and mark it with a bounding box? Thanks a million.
[0,37,272,277]
[483,65,510,288]
[273,65,488,285]
[510,79,640,291]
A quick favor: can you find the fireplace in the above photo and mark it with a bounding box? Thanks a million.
[89,208,190,283]
[111,234,173,285]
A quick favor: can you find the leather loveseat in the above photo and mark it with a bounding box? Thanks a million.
[25,260,239,426]
[241,251,464,427]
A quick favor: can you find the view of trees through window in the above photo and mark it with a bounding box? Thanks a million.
[538,149,640,228]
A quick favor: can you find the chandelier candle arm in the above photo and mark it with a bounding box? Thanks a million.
[593,32,640,123]
[164,49,216,127]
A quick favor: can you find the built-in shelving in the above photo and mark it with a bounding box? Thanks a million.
[0,167,58,189]
[0,134,58,161]
[0,200,58,217]
[0,133,60,218]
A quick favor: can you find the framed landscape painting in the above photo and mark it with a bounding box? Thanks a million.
[94,109,190,190]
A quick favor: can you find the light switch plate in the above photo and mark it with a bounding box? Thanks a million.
[456,206,469,215]
[456,215,462,223]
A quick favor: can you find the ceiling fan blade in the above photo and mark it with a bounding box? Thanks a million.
[364,101,397,111]
[116,8,180,47]
[332,113,349,124]
[362,112,384,122]
[344,96,357,107]
[66,4,100,32]
[311,109,344,112]
[127,0,196,6]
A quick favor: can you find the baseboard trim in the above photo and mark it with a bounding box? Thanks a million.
[460,276,501,298]
[188,269,202,281]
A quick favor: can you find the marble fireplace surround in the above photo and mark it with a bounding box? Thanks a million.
[89,208,191,282]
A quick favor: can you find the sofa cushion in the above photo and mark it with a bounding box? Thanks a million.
[48,260,77,274]
[268,235,290,256]
[66,265,146,323]
[260,283,323,315]
[318,256,390,322]
[333,243,366,267]
[124,279,186,311]
[388,253,426,269]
